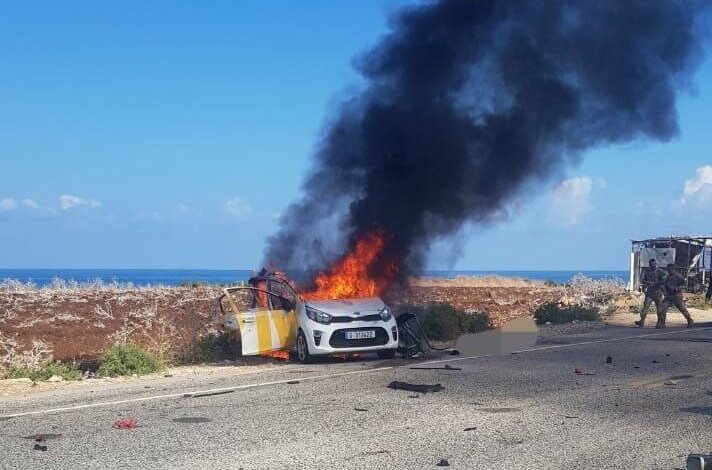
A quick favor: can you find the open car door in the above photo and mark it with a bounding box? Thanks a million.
[220,286,297,355]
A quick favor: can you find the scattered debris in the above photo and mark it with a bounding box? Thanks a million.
[606,356,613,364]
[354,408,368,412]
[436,458,450,467]
[652,360,658,364]
[634,366,640,369]
[286,380,300,385]
[574,368,595,376]
[33,444,48,451]
[408,395,420,399]
[46,375,64,383]
[164,373,173,378]
[564,415,579,419]
[183,390,235,398]
[362,450,390,456]
[664,380,678,386]
[112,418,139,429]
[172,417,211,423]
[477,407,521,413]
[449,350,460,356]
[410,365,462,371]
[387,381,444,394]
[23,433,62,442]
[463,427,477,431]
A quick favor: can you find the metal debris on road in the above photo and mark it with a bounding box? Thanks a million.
[33,444,48,451]
[436,458,450,466]
[463,427,477,431]
[172,417,212,423]
[112,418,139,429]
[23,433,62,442]
[354,408,368,412]
[286,380,300,385]
[387,381,444,394]
[574,368,595,376]
[183,390,235,398]
[410,364,462,371]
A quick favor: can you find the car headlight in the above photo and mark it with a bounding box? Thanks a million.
[379,306,392,321]
[306,306,332,325]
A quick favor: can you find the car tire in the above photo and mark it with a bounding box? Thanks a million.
[296,330,313,364]
[377,349,396,359]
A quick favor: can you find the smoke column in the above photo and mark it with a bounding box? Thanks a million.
[265,0,709,283]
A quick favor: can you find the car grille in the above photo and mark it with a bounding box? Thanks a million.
[329,327,389,348]
[330,314,381,323]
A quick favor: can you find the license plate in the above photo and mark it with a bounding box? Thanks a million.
[345,330,376,340]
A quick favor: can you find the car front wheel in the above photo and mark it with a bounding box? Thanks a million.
[296,330,313,363]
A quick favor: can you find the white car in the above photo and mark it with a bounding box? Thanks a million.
[217,271,398,363]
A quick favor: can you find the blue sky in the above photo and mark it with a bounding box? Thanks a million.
[0,1,710,270]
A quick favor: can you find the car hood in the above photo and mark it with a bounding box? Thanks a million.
[305,297,386,316]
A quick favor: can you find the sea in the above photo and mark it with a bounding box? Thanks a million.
[0,269,629,287]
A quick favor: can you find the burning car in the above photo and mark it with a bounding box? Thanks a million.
[217,270,398,362]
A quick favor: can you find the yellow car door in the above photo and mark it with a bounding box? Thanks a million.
[222,287,296,356]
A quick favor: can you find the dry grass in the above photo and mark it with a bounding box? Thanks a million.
[409,276,547,288]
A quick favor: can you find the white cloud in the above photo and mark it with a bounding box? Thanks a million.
[0,197,18,211]
[682,165,712,204]
[225,197,251,220]
[21,198,40,209]
[550,176,594,226]
[59,194,102,210]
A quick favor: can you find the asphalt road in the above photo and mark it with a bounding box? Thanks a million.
[2,324,712,469]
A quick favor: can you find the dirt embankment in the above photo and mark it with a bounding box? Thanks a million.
[0,280,563,363]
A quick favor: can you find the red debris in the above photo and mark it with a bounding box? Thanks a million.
[112,418,139,429]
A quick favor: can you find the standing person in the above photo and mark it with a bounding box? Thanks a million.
[635,259,666,327]
[659,263,694,328]
[706,269,712,302]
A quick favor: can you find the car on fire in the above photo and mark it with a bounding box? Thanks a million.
[216,271,399,362]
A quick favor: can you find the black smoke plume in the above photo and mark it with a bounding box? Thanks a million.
[265,0,709,284]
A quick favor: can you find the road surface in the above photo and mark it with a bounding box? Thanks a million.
[2,323,712,469]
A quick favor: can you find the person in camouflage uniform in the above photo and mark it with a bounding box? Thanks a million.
[658,263,694,328]
[635,259,666,327]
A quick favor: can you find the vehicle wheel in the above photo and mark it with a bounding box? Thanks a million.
[296,330,313,364]
[377,349,396,359]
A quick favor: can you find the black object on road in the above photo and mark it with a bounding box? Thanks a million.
[687,453,712,470]
[387,381,444,394]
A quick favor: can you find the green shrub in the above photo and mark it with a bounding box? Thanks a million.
[183,332,240,363]
[417,303,490,341]
[98,343,163,377]
[3,361,81,381]
[534,302,600,325]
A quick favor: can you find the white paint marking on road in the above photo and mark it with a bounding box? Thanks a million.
[0,367,393,419]
[2,326,711,420]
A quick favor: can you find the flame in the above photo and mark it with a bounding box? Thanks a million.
[303,230,397,300]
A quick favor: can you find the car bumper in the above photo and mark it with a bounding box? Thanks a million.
[302,319,399,355]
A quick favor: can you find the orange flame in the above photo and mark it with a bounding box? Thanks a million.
[303,230,397,300]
